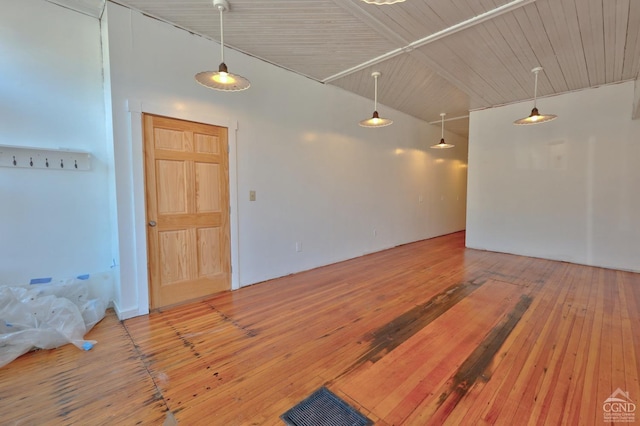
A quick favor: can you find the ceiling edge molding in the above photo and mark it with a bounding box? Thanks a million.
[427,115,470,125]
[46,0,106,18]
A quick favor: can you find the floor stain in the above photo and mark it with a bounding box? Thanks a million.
[436,294,533,413]
[349,279,486,372]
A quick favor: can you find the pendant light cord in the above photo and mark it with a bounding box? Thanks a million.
[374,74,378,111]
[533,69,539,108]
[219,6,225,63]
[441,115,445,139]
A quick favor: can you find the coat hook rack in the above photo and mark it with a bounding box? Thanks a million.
[0,145,91,171]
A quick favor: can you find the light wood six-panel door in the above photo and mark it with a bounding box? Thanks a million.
[143,114,230,309]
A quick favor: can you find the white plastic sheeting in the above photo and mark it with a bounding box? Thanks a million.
[0,274,110,367]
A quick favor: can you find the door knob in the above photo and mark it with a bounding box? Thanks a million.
[148,220,157,227]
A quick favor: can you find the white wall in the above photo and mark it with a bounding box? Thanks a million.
[102,3,468,318]
[0,1,113,289]
[467,81,640,272]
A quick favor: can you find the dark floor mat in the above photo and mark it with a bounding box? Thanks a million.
[281,387,373,426]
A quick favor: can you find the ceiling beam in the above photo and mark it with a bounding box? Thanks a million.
[327,0,535,84]
[329,0,536,106]
[329,0,490,105]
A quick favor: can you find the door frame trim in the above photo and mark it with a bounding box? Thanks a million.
[126,99,240,316]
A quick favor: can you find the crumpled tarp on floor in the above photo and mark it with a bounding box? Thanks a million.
[0,275,109,368]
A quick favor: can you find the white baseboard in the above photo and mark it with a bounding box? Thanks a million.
[112,300,144,320]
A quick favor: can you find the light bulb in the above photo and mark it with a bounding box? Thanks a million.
[213,71,235,84]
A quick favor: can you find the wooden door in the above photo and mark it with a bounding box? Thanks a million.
[143,114,230,309]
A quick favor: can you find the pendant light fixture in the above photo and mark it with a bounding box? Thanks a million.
[359,71,393,128]
[195,0,250,92]
[361,0,406,4]
[431,113,454,149]
[513,67,556,125]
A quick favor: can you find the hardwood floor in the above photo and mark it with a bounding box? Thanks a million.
[1,231,639,425]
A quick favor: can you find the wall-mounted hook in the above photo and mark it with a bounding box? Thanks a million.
[0,146,91,170]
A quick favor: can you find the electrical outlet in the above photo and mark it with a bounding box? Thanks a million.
[295,242,302,252]
[249,190,256,201]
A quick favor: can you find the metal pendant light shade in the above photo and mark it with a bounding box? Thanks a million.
[195,63,250,92]
[359,72,393,128]
[431,113,454,149]
[514,67,556,125]
[195,0,250,92]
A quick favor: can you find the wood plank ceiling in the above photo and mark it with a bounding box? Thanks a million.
[96,0,640,136]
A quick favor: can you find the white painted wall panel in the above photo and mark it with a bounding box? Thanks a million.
[102,3,468,318]
[467,81,640,272]
[0,0,112,286]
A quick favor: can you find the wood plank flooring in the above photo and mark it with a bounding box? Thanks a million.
[1,231,639,425]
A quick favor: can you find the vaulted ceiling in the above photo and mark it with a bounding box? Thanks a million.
[51,0,640,137]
